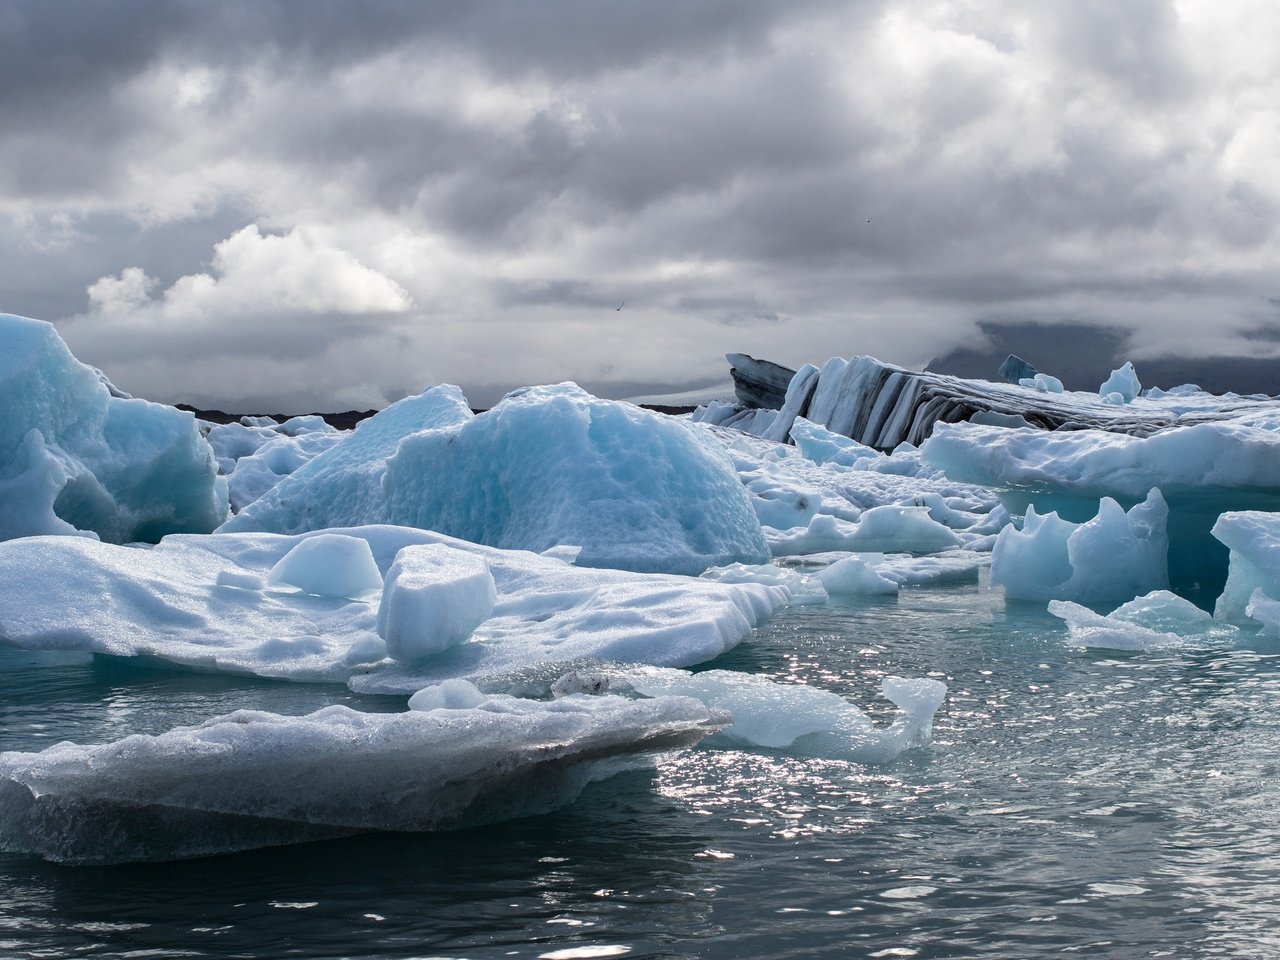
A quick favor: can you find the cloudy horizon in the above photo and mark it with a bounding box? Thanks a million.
[3,0,1278,411]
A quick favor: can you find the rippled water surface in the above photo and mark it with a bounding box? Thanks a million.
[2,579,1278,959]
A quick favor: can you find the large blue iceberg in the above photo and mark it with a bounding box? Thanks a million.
[0,313,227,542]
[225,383,769,575]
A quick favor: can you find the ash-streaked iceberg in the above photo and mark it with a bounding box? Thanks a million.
[226,383,768,576]
[0,526,787,691]
[0,693,727,864]
[0,313,227,542]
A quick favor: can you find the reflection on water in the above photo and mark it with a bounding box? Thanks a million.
[1,580,1278,958]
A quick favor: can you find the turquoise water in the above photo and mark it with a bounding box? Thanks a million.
[2,581,1278,959]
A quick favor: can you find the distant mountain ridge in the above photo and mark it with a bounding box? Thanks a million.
[925,320,1280,397]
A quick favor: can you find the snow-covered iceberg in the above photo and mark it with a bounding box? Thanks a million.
[226,383,769,576]
[716,423,1002,553]
[0,313,227,542]
[0,693,727,864]
[0,526,787,691]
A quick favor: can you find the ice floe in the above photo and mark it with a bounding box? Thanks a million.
[0,526,786,691]
[0,693,727,864]
[921,418,1280,594]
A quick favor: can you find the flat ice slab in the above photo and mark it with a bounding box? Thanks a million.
[0,526,788,691]
[0,693,727,864]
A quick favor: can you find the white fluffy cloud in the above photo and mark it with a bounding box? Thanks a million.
[85,225,411,323]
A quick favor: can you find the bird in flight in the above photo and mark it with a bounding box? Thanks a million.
[616,302,625,311]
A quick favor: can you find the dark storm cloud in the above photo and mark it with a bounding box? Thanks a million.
[1,0,1277,409]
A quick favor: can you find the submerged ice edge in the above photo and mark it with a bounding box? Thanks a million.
[0,695,729,865]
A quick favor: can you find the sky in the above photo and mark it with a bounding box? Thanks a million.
[2,0,1279,411]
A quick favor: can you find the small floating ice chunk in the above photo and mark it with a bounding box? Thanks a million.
[551,671,611,697]
[626,668,945,763]
[768,507,960,557]
[846,505,962,552]
[407,678,487,710]
[1210,511,1280,622]
[818,555,899,596]
[700,562,828,605]
[266,534,384,599]
[1245,588,1280,636]
[1049,590,1233,650]
[1019,374,1063,393]
[992,490,1168,603]
[375,544,497,661]
[1099,361,1141,402]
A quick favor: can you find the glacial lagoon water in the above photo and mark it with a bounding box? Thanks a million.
[1,577,1278,959]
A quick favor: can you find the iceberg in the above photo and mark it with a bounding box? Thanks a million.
[991,490,1168,603]
[0,313,227,542]
[204,416,344,512]
[817,554,900,596]
[220,384,474,534]
[1099,361,1142,402]
[1210,511,1280,622]
[0,693,727,864]
[767,506,961,557]
[0,526,787,691]
[922,419,1280,596]
[227,383,768,576]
